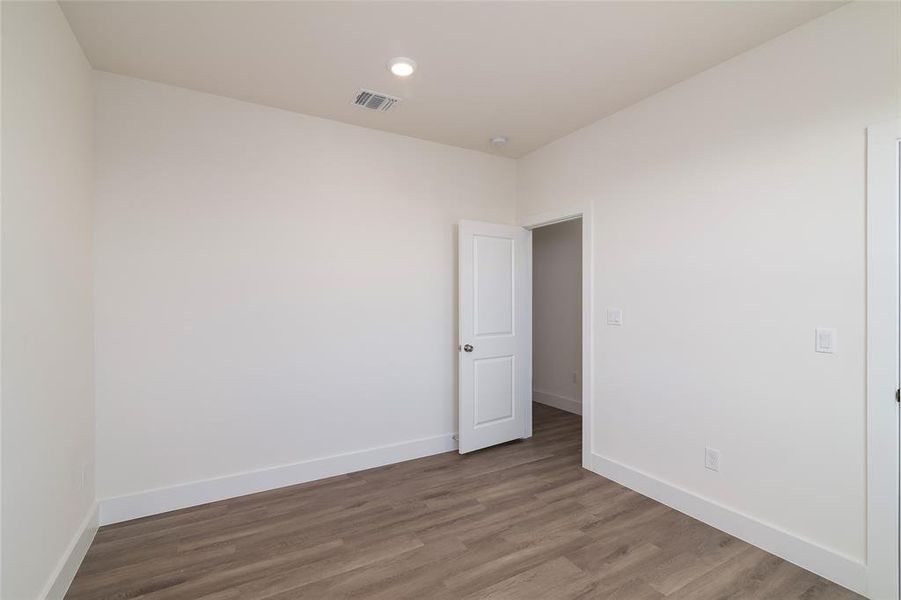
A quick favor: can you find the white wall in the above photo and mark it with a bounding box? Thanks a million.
[1,2,96,598]
[532,219,582,414]
[518,0,899,567]
[94,73,516,505]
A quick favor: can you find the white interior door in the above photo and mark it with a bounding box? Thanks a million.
[458,220,531,454]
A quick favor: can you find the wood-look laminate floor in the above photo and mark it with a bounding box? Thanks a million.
[68,404,861,600]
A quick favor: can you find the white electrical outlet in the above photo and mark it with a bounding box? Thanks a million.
[705,447,720,472]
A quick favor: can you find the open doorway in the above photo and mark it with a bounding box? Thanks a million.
[531,218,583,453]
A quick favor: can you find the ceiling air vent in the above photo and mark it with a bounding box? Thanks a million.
[352,89,401,112]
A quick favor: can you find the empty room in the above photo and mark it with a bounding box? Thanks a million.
[2,1,900,599]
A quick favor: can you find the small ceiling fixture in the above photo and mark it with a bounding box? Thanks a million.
[387,57,416,77]
[490,136,508,147]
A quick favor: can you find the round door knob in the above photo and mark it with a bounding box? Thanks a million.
[463,344,474,352]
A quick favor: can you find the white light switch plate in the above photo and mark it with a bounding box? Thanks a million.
[705,447,720,472]
[815,328,836,354]
[606,308,623,326]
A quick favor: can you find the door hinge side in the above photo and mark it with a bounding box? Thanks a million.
[896,388,899,402]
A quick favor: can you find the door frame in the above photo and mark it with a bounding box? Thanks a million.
[866,118,901,599]
[520,205,593,469]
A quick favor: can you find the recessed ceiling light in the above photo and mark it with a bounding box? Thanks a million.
[490,136,508,147]
[387,57,416,78]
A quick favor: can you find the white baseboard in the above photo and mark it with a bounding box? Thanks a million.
[100,433,457,525]
[533,390,582,416]
[41,502,99,600]
[590,454,866,596]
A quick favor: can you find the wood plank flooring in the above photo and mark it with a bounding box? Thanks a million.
[67,404,861,599]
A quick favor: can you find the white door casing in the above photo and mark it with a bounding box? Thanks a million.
[458,220,531,454]
[865,119,901,599]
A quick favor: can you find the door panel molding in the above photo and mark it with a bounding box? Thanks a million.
[474,355,516,427]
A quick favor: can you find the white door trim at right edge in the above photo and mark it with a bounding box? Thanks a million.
[866,118,901,600]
